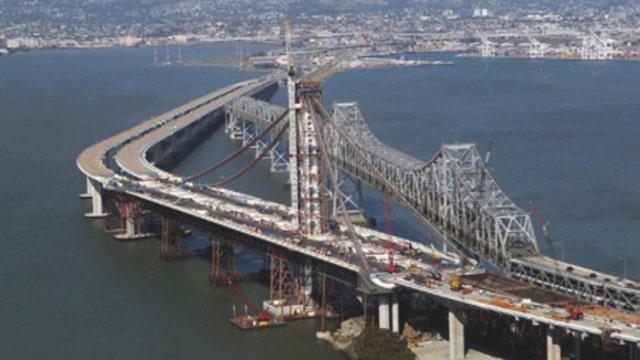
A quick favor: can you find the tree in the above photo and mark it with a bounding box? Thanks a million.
[351,327,416,360]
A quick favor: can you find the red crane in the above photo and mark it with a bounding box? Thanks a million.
[228,281,271,320]
[385,188,396,274]
[529,201,555,261]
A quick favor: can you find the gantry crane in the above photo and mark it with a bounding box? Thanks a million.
[524,31,545,59]
[582,29,617,60]
[476,30,496,57]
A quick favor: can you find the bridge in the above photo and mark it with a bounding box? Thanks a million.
[78,73,640,360]
[227,95,640,315]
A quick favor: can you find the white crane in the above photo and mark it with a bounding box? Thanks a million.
[582,29,617,60]
[524,31,545,59]
[476,30,496,57]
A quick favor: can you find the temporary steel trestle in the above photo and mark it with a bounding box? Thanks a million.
[160,217,192,260]
[268,254,309,309]
[210,237,237,285]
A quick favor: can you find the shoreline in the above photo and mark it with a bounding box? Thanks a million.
[3,42,639,65]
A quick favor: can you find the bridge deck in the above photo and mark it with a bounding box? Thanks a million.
[115,78,276,179]
[76,77,275,181]
[110,178,640,344]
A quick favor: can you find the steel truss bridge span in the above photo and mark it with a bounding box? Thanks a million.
[225,96,640,313]
[227,97,539,268]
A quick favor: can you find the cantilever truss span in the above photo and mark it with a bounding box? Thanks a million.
[325,102,539,268]
[226,97,539,269]
[223,96,640,313]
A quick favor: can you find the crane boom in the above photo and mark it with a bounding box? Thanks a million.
[529,201,556,261]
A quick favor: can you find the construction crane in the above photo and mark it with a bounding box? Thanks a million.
[529,201,556,262]
[476,30,496,57]
[583,29,616,60]
[524,31,545,59]
[229,281,272,321]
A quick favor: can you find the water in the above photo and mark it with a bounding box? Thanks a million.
[0,46,341,360]
[323,54,640,277]
[0,48,638,359]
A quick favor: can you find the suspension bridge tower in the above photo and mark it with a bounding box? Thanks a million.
[285,17,329,238]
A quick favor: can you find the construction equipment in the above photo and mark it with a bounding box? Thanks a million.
[524,31,545,58]
[430,244,442,261]
[229,281,272,321]
[476,30,496,57]
[450,275,461,291]
[529,201,554,260]
[567,308,584,320]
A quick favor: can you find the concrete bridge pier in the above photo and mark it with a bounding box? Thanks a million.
[546,326,561,360]
[79,177,93,199]
[124,217,136,237]
[627,341,639,360]
[448,308,465,360]
[83,177,107,218]
[302,263,313,300]
[376,294,399,333]
[573,332,582,360]
[378,295,390,330]
[113,202,151,240]
[391,294,399,333]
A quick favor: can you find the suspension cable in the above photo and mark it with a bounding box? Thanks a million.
[183,108,289,182]
[311,97,466,259]
[305,98,371,275]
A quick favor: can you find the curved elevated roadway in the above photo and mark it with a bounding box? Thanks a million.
[77,76,279,182]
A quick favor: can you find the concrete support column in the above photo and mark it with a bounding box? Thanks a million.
[170,134,179,151]
[448,309,465,360]
[391,294,399,334]
[546,326,561,360]
[627,342,639,360]
[84,178,107,218]
[79,177,92,198]
[302,263,313,299]
[573,332,581,360]
[153,146,168,165]
[125,217,136,237]
[378,295,390,330]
